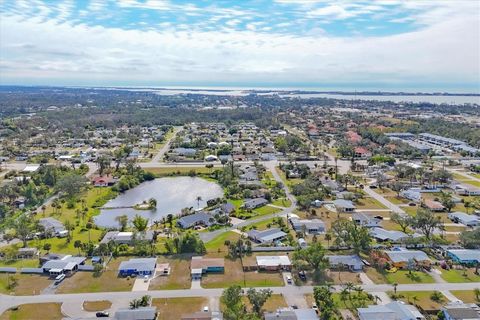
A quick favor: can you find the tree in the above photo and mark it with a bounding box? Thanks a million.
[459,228,480,249]
[246,288,272,315]
[11,214,36,247]
[332,220,372,254]
[439,191,455,212]
[410,208,443,241]
[293,242,328,279]
[74,240,83,255]
[324,232,332,248]
[132,214,149,232]
[116,214,129,231]
[221,285,245,320]
[96,155,111,176]
[56,173,88,200]
[391,212,412,233]
[148,198,157,209]
[43,243,51,252]
[166,214,173,228]
[313,285,336,320]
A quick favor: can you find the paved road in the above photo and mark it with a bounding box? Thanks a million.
[2,282,480,316]
[446,168,480,183]
[150,126,182,163]
[363,185,406,215]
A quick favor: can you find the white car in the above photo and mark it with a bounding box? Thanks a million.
[203,306,209,312]
[143,275,149,282]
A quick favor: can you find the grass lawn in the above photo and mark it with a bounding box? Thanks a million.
[144,167,212,176]
[0,259,39,269]
[153,297,208,320]
[355,197,387,209]
[440,268,480,283]
[392,291,446,311]
[0,303,63,320]
[384,270,435,284]
[229,199,244,210]
[201,258,284,288]
[385,196,409,205]
[305,293,373,310]
[56,258,134,293]
[253,205,282,216]
[83,301,112,312]
[149,255,192,290]
[451,290,480,303]
[0,273,52,295]
[205,231,241,253]
[364,268,387,284]
[271,198,292,208]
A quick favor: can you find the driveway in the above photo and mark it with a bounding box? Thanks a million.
[132,277,150,292]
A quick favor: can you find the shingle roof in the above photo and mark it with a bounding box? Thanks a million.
[118,258,157,273]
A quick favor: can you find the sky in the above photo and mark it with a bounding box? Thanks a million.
[0,0,479,92]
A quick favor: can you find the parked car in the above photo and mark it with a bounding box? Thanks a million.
[96,311,109,317]
[203,306,209,312]
[298,271,307,281]
[54,274,65,284]
[286,275,292,284]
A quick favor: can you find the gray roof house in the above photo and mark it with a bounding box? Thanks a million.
[118,258,157,277]
[173,148,197,157]
[248,228,287,244]
[38,217,66,235]
[114,306,157,320]
[370,227,415,242]
[42,255,86,275]
[177,212,214,229]
[358,301,424,320]
[100,231,155,244]
[326,255,364,271]
[441,301,480,320]
[448,212,480,227]
[352,212,382,228]
[289,217,325,234]
[385,249,431,265]
[264,308,318,320]
[243,198,268,210]
[333,199,356,212]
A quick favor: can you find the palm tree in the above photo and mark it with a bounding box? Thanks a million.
[196,196,202,208]
[412,295,419,306]
[324,233,332,248]
[148,198,157,209]
[115,214,129,231]
[474,288,480,302]
[392,283,398,296]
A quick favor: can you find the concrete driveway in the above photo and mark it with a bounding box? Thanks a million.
[132,277,150,291]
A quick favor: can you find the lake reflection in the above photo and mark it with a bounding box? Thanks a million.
[94,177,223,228]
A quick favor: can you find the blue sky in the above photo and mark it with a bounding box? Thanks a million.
[0,0,479,92]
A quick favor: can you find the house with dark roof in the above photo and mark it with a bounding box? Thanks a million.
[247,228,287,244]
[326,255,364,271]
[289,217,325,234]
[114,307,157,320]
[385,248,431,268]
[177,212,214,229]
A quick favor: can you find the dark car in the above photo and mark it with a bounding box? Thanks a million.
[96,312,109,318]
[298,271,307,281]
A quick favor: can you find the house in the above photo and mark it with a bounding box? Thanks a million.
[441,301,480,320]
[446,249,480,265]
[247,228,287,244]
[320,178,344,192]
[451,184,480,196]
[17,248,38,258]
[448,212,480,227]
[190,257,225,279]
[354,146,371,158]
[400,189,421,203]
[114,307,157,320]
[264,308,318,320]
[100,231,155,245]
[243,198,268,210]
[204,155,218,162]
[332,199,356,213]
[42,255,87,276]
[326,255,364,271]
[352,213,382,228]
[118,258,157,277]
[173,148,197,157]
[181,311,224,320]
[358,301,425,320]
[177,212,214,229]
[422,199,445,212]
[38,217,67,237]
[92,175,117,187]
[370,228,415,243]
[256,255,292,271]
[385,248,431,268]
[289,217,325,234]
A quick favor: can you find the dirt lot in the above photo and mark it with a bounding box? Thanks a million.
[149,255,192,290]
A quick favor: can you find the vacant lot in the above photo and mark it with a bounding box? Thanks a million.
[57,258,134,293]
[201,257,284,288]
[385,270,435,284]
[0,273,52,295]
[451,290,480,303]
[440,268,480,283]
[0,303,63,320]
[392,291,446,311]
[205,231,241,253]
[153,297,208,320]
[149,255,192,290]
[83,300,112,312]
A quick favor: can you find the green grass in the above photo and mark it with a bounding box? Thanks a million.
[252,205,282,216]
[450,290,480,303]
[271,198,292,207]
[392,291,446,311]
[205,231,241,253]
[229,199,244,210]
[384,270,435,284]
[440,269,480,283]
[0,303,63,320]
[0,259,39,269]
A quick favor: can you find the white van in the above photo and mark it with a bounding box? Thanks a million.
[54,274,65,284]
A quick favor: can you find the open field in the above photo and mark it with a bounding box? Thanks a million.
[355,197,387,209]
[205,231,241,253]
[83,300,112,312]
[0,273,52,295]
[148,255,192,290]
[153,297,208,320]
[392,291,446,311]
[450,290,480,303]
[253,205,282,216]
[56,258,134,293]
[271,198,292,207]
[384,270,435,284]
[0,303,63,320]
[440,268,480,283]
[0,259,39,269]
[201,257,284,288]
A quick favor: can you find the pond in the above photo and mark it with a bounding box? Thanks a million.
[94,177,224,228]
